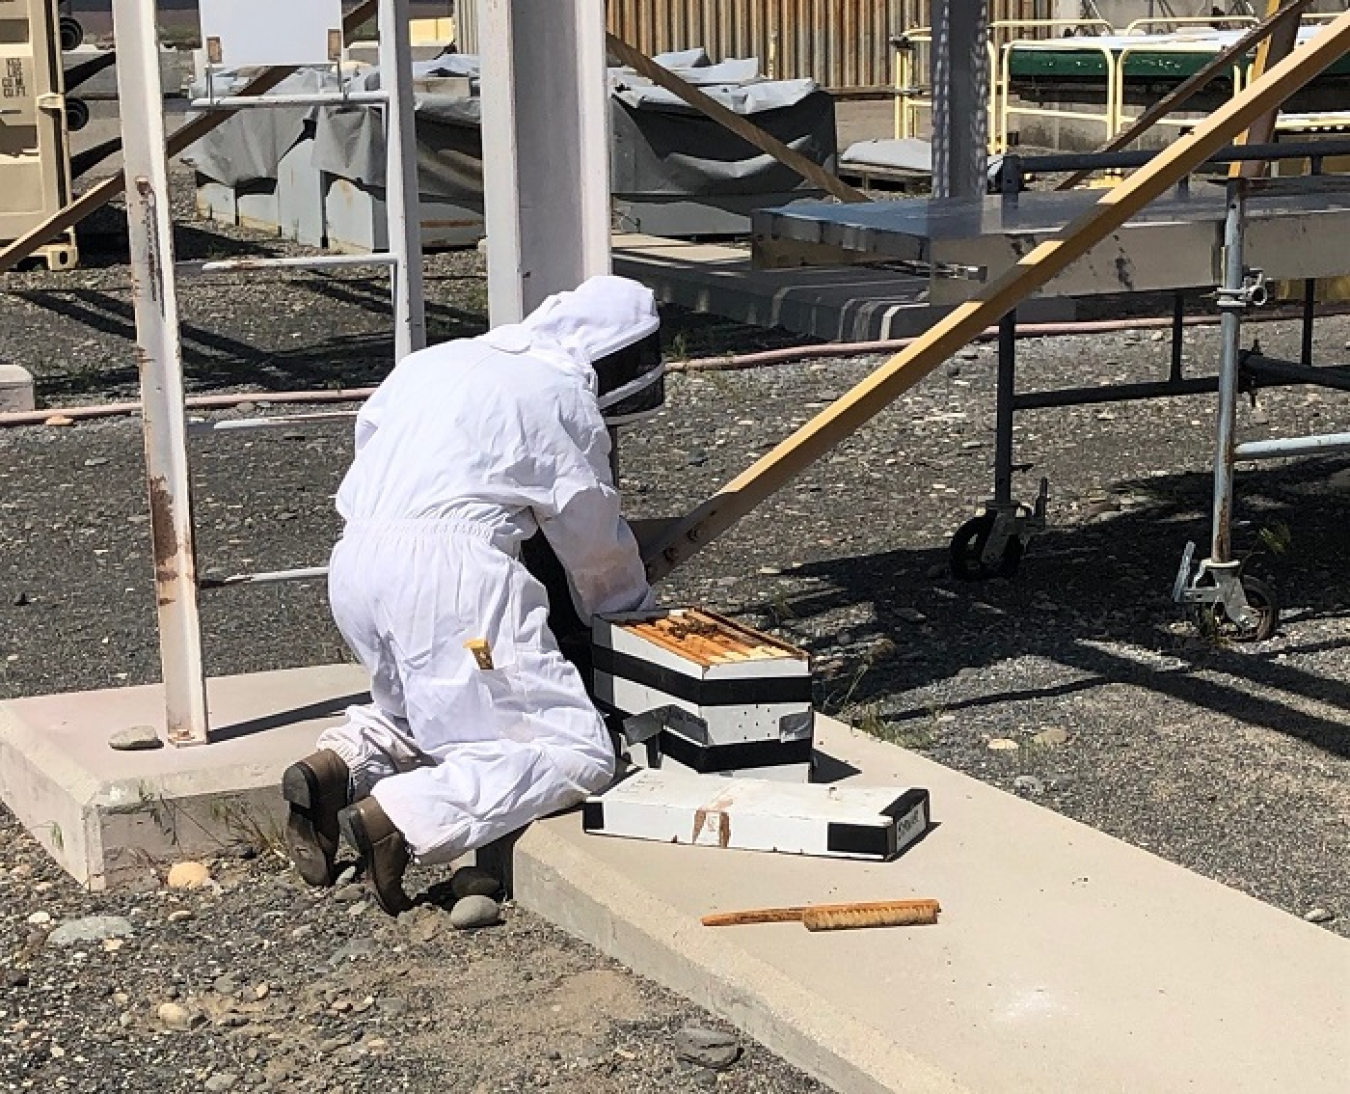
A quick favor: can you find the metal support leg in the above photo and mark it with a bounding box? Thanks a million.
[112,0,208,745]
[994,309,1017,506]
[1210,181,1248,566]
[378,0,426,359]
[949,309,1048,581]
[1170,291,1185,381]
[1173,178,1278,640]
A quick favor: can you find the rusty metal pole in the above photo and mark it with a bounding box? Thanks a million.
[111,0,208,745]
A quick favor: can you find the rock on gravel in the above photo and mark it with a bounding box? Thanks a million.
[156,1001,199,1031]
[47,915,133,946]
[449,894,501,930]
[166,860,212,889]
[449,865,501,900]
[675,1025,742,1070]
[1303,907,1335,924]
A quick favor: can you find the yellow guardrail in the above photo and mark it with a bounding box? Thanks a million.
[894,14,1343,156]
[893,19,1112,153]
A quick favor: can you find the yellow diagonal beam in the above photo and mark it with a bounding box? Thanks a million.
[645,9,1350,581]
[1231,0,1303,179]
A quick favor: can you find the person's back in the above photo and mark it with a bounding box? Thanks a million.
[335,338,596,551]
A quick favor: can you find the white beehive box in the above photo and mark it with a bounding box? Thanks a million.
[592,609,814,780]
[584,767,932,862]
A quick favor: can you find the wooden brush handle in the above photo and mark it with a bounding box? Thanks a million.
[702,899,939,928]
[802,903,940,931]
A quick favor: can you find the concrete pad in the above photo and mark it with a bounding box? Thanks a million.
[510,716,1350,1094]
[613,233,1074,343]
[0,665,367,889]
[4,667,1345,1093]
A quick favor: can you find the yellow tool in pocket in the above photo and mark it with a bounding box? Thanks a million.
[464,638,494,671]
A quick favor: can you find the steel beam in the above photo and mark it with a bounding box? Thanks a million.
[1232,0,1302,180]
[112,0,208,746]
[645,9,1350,582]
[479,0,612,324]
[930,0,989,200]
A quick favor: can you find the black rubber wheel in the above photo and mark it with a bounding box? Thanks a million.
[65,97,89,133]
[951,514,1025,582]
[1202,575,1280,643]
[60,15,84,52]
[950,514,995,581]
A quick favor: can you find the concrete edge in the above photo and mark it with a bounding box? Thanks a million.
[511,821,970,1094]
[0,702,102,885]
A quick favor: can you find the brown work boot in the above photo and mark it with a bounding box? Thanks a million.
[282,750,350,887]
[338,798,413,915]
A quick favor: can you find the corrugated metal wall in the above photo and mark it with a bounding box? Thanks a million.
[606,1,1050,90]
[454,2,1054,92]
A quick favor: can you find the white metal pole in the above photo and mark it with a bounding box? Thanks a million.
[111,0,209,745]
[479,0,526,324]
[479,0,611,325]
[378,0,426,358]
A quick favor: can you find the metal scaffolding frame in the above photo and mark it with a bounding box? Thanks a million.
[106,1,1350,743]
[111,0,425,745]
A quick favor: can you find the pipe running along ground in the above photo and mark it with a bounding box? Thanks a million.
[3,304,1348,428]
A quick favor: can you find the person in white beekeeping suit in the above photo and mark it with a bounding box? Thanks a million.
[281,275,663,914]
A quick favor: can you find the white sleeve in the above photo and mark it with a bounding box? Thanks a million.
[352,377,394,454]
[533,393,655,624]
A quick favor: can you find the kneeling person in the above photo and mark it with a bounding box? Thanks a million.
[283,276,661,913]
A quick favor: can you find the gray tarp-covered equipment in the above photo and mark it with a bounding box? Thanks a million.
[185,51,836,203]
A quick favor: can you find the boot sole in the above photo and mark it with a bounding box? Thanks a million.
[282,761,320,809]
[283,761,338,888]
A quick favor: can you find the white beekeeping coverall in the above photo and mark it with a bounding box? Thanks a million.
[315,275,658,864]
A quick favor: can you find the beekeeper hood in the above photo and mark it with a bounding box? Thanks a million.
[481,275,665,426]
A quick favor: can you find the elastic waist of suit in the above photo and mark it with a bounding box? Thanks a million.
[342,518,519,556]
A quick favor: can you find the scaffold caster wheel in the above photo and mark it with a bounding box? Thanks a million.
[949,513,1024,581]
[1199,575,1279,643]
[60,15,84,52]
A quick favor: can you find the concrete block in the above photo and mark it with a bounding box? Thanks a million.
[0,665,368,889]
[322,174,485,253]
[0,363,35,413]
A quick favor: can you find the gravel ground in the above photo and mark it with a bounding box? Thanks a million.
[2,183,1348,1090]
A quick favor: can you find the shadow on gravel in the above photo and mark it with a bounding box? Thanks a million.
[16,287,409,396]
[752,458,1350,760]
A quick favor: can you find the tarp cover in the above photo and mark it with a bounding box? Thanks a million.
[185,53,836,200]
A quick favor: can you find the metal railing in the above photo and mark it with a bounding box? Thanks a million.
[897,11,1347,155]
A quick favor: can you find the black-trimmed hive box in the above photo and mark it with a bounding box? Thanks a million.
[584,767,932,862]
[591,608,814,782]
